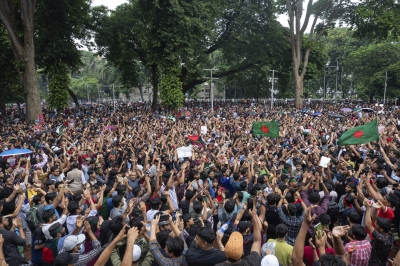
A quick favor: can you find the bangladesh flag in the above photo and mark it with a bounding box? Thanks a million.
[56,125,66,136]
[252,121,279,137]
[339,118,379,145]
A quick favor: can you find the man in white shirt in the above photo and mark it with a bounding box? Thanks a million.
[42,208,68,239]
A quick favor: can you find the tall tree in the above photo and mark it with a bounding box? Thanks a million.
[35,0,92,108]
[344,42,400,102]
[94,0,221,110]
[0,0,41,122]
[0,0,92,119]
[347,0,400,40]
[0,24,24,115]
[279,0,349,108]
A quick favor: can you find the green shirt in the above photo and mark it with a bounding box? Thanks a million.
[267,239,293,266]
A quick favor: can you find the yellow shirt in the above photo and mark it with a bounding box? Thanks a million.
[27,188,37,207]
[267,239,293,266]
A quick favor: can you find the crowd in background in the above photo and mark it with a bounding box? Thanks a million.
[0,100,400,266]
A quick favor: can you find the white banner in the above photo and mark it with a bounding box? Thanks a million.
[201,126,208,135]
[177,146,192,158]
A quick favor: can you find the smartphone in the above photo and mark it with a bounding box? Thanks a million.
[247,196,254,210]
[314,223,322,234]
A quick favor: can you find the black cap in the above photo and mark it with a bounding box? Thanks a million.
[237,221,253,233]
[53,252,79,266]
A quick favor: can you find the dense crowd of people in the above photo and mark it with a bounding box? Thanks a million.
[0,100,400,266]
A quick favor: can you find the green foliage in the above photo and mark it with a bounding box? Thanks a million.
[160,68,184,110]
[70,75,100,101]
[48,64,70,109]
[0,25,24,107]
[348,0,400,40]
[35,0,92,72]
[344,42,400,101]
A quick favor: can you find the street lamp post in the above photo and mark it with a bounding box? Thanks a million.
[112,84,116,113]
[335,60,339,99]
[324,63,339,99]
[86,84,89,103]
[204,68,218,113]
[268,70,278,109]
[384,71,388,105]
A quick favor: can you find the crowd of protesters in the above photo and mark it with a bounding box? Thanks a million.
[0,99,400,266]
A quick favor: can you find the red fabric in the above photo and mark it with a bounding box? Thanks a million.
[188,135,199,141]
[368,206,394,240]
[377,206,395,221]
[303,247,335,266]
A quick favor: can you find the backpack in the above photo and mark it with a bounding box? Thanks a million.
[26,206,40,232]
[327,200,340,222]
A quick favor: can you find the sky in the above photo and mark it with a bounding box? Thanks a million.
[92,0,127,10]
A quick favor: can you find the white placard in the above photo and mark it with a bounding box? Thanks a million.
[201,126,208,135]
[177,146,192,158]
[319,156,331,168]
[378,125,385,134]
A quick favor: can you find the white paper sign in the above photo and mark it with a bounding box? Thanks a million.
[319,156,331,168]
[177,146,192,158]
[201,126,208,135]
[378,125,385,134]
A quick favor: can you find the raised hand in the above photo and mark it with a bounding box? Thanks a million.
[127,227,139,241]
[76,215,83,228]
[304,205,317,225]
[83,220,91,233]
[152,215,161,227]
[332,225,350,238]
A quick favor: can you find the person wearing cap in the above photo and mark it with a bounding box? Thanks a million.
[41,198,69,240]
[61,220,104,266]
[53,251,79,266]
[261,254,280,266]
[215,207,262,266]
[42,222,70,266]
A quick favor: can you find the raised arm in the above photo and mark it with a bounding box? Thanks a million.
[121,227,139,266]
[363,199,374,234]
[292,206,316,266]
[250,206,262,255]
[94,226,127,266]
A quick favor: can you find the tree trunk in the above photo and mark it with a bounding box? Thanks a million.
[0,91,5,118]
[369,92,374,103]
[66,87,80,107]
[294,75,303,109]
[138,85,144,102]
[151,64,158,110]
[23,27,41,123]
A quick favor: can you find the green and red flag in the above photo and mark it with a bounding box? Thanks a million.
[252,121,279,137]
[339,118,379,145]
